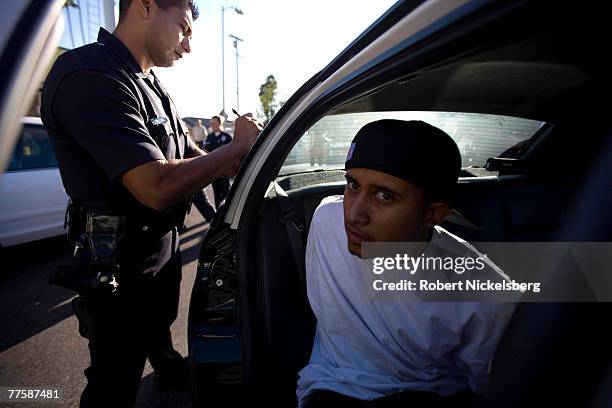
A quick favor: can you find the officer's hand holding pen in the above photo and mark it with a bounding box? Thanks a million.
[233,108,264,131]
[226,109,264,176]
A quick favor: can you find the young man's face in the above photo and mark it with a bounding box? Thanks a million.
[343,168,432,257]
[147,4,193,68]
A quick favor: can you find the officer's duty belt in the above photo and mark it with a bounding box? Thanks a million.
[86,213,178,236]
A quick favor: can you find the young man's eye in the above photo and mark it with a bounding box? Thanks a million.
[347,181,359,191]
[375,191,393,201]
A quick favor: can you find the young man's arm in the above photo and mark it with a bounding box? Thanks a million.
[452,302,516,393]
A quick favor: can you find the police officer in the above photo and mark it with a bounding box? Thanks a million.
[204,115,233,208]
[40,0,262,406]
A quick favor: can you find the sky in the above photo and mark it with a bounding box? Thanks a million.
[57,0,397,119]
[153,0,398,119]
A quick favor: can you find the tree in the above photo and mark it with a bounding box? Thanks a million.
[258,74,278,123]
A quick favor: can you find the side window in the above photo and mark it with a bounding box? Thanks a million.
[279,112,544,177]
[7,124,57,171]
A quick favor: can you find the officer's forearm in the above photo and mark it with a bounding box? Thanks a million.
[121,143,241,211]
[160,145,240,205]
[187,145,207,158]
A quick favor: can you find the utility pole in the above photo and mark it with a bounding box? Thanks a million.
[220,6,243,118]
[229,34,243,112]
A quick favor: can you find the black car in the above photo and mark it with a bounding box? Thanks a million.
[187,1,612,407]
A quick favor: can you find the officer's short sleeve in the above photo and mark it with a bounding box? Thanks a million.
[53,70,165,181]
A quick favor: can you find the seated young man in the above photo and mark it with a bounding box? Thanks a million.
[296,120,516,407]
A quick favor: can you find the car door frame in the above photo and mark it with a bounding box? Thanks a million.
[0,0,65,173]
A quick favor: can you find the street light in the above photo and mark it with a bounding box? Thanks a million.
[221,5,243,118]
[228,34,243,113]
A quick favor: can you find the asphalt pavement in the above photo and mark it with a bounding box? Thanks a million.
[0,208,208,408]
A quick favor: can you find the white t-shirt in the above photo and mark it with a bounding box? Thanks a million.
[296,195,516,407]
[190,125,206,142]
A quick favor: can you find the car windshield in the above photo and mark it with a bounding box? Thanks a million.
[279,111,545,176]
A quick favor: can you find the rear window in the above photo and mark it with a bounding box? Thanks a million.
[7,124,57,171]
[279,112,544,176]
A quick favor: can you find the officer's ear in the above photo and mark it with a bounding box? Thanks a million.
[136,0,153,19]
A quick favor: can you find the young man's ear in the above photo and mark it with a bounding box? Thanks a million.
[425,202,452,228]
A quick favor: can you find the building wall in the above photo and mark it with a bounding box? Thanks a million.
[29,0,117,116]
[59,0,116,49]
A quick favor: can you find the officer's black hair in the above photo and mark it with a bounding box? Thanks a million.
[119,0,199,21]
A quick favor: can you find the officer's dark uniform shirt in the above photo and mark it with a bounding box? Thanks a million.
[41,28,197,278]
[204,131,232,152]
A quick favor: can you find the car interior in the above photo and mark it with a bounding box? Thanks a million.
[239,4,612,407]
